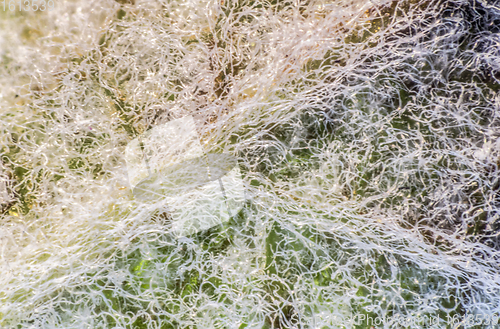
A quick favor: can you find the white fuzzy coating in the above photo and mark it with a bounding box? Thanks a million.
[0,0,500,328]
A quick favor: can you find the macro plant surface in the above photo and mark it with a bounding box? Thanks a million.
[0,0,499,328]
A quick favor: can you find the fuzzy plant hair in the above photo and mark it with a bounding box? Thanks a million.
[0,0,499,328]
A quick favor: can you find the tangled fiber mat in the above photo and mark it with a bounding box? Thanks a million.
[0,0,499,327]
